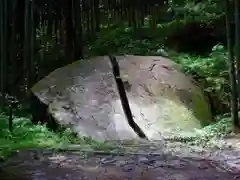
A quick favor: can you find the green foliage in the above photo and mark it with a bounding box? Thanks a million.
[165,116,233,147]
[87,11,224,56]
[200,115,232,137]
[173,44,229,105]
[0,111,115,160]
[192,116,232,146]
[170,0,224,20]
[87,25,165,56]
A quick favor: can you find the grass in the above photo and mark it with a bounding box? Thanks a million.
[0,111,118,160]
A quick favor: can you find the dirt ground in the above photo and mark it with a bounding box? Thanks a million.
[1,137,240,180]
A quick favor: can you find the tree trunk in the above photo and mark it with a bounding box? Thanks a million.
[62,0,75,62]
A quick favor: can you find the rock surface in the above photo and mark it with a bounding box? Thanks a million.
[31,55,212,141]
[31,56,138,141]
[117,55,212,139]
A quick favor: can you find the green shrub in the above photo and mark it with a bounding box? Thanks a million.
[0,112,115,160]
[173,44,229,106]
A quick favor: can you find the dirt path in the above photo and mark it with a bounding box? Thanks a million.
[1,139,240,180]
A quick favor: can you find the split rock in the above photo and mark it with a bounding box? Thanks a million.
[30,55,212,141]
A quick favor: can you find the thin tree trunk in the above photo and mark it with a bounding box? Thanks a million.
[30,0,36,84]
[234,0,240,130]
[0,0,8,103]
[226,0,239,131]
[72,0,83,59]
[94,0,100,32]
[24,0,31,91]
[62,0,75,62]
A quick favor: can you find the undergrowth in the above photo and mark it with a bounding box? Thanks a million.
[165,116,233,147]
[0,112,116,160]
[173,44,229,111]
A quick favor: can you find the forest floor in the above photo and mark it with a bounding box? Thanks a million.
[1,137,240,180]
[1,112,240,179]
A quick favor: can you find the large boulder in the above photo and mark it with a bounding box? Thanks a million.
[30,55,212,141]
